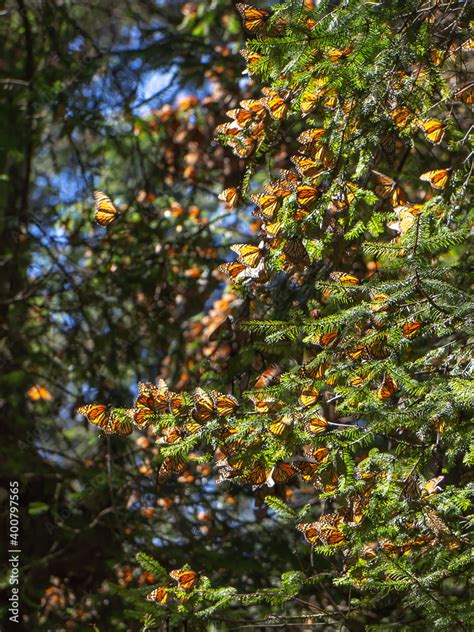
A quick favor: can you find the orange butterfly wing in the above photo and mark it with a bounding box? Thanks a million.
[77,404,109,429]
[420,169,449,190]
[377,375,397,400]
[170,569,198,590]
[236,3,271,34]
[306,415,328,435]
[146,586,169,604]
[93,190,118,226]
[192,387,215,423]
[420,119,445,144]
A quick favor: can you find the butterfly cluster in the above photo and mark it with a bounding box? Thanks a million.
[146,567,199,605]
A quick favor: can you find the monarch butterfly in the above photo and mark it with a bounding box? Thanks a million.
[226,108,253,126]
[318,469,339,492]
[240,98,267,115]
[371,170,394,198]
[381,539,400,554]
[291,155,326,180]
[218,187,239,208]
[216,422,238,440]
[146,586,169,604]
[249,395,284,414]
[168,392,184,416]
[192,388,215,423]
[216,464,239,484]
[212,391,239,417]
[278,168,300,187]
[301,77,329,114]
[428,47,443,65]
[240,48,264,72]
[349,496,367,524]
[402,320,422,338]
[262,88,288,120]
[307,143,334,167]
[270,462,297,484]
[230,243,265,267]
[76,403,107,429]
[390,206,415,235]
[236,3,271,34]
[283,238,308,265]
[300,87,320,116]
[453,84,474,105]
[251,193,280,220]
[367,337,389,360]
[325,45,353,62]
[26,384,53,401]
[269,415,291,437]
[370,292,389,310]
[320,524,345,545]
[264,178,292,199]
[297,128,326,145]
[307,446,330,464]
[246,463,269,488]
[323,91,337,109]
[227,135,255,158]
[347,344,367,360]
[215,121,241,137]
[376,375,397,400]
[330,271,359,286]
[391,107,412,128]
[420,169,449,190]
[262,220,282,239]
[225,451,246,471]
[315,331,338,347]
[108,411,134,436]
[295,184,320,207]
[134,380,169,427]
[420,119,446,144]
[372,171,407,206]
[158,455,187,483]
[394,203,424,218]
[299,385,319,407]
[299,362,330,380]
[93,191,119,226]
[254,364,283,388]
[159,427,185,445]
[306,415,328,435]
[296,522,320,544]
[185,421,204,435]
[136,379,170,412]
[350,375,365,387]
[217,260,247,282]
[294,460,319,481]
[169,568,198,591]
[77,405,133,436]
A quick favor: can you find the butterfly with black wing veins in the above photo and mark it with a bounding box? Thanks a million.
[93,190,120,226]
[77,404,133,436]
[236,3,271,35]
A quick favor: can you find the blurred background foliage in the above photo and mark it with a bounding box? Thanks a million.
[0,1,279,628]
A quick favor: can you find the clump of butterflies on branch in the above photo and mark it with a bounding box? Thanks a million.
[80,0,471,603]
